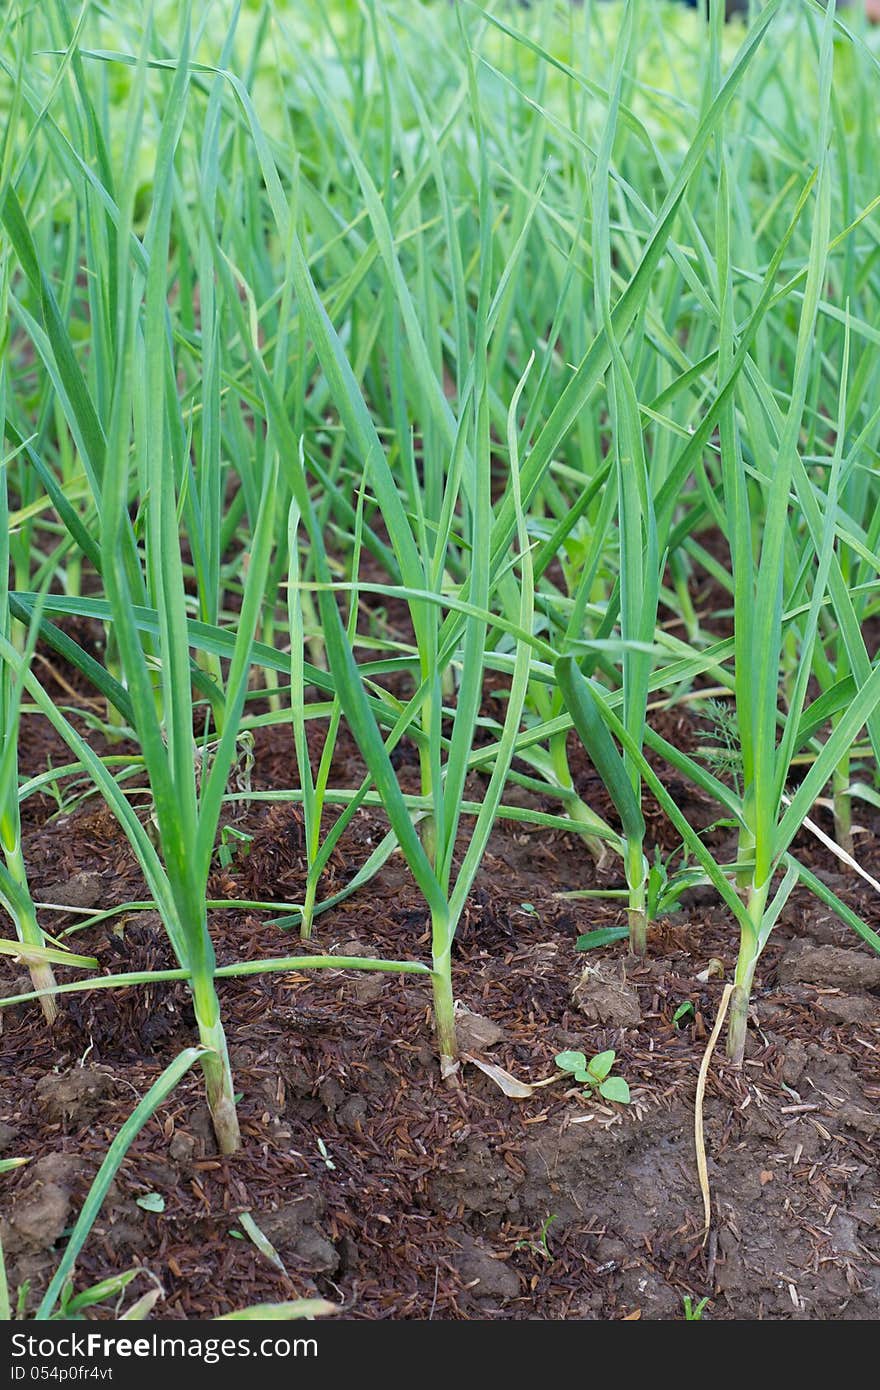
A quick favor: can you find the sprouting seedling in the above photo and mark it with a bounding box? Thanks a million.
[563,845,706,935]
[514,1214,558,1261]
[555,1050,631,1104]
[673,1001,696,1029]
[646,846,709,921]
[536,1214,557,1258]
[217,825,254,872]
[683,1295,710,1321]
[697,698,743,797]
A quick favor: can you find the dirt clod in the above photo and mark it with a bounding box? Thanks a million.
[780,1037,809,1086]
[572,961,641,1028]
[448,1230,520,1302]
[820,994,880,1026]
[35,1068,113,1125]
[3,1154,86,1252]
[778,940,880,992]
[168,1132,197,1168]
[38,872,105,911]
[0,1121,20,1153]
[351,974,386,1005]
[258,1195,338,1275]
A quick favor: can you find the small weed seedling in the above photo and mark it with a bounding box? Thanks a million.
[217,825,254,872]
[555,1050,631,1104]
[683,1295,710,1321]
[514,1214,558,1261]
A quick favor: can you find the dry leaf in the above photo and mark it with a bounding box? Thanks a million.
[462,1053,535,1098]
[121,1289,163,1321]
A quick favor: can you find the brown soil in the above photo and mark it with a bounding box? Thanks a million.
[2,681,880,1321]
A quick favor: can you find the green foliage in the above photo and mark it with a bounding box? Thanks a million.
[555,1049,632,1105]
[683,1295,711,1321]
[575,928,630,953]
[1,0,880,1180]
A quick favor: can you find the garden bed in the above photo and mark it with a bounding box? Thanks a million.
[3,708,879,1321]
[3,0,880,1328]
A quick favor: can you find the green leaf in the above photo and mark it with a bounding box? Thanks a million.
[135,1192,165,1214]
[587,1050,616,1082]
[0,1158,29,1175]
[63,1271,138,1316]
[599,1077,631,1105]
[216,1300,337,1322]
[787,856,880,956]
[237,1211,287,1276]
[555,656,645,843]
[555,1051,587,1075]
[575,927,630,952]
